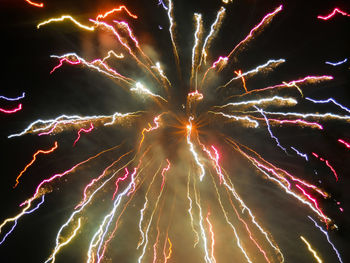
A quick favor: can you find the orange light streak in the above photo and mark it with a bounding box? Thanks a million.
[14,141,58,188]
[25,0,44,8]
[95,6,138,21]
[235,70,248,93]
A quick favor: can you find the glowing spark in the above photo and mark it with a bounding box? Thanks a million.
[14,141,58,188]
[300,236,323,263]
[0,92,25,101]
[312,152,339,181]
[25,0,44,8]
[308,216,343,263]
[338,139,350,149]
[37,16,95,31]
[190,13,203,90]
[209,111,259,128]
[73,122,94,146]
[112,168,129,200]
[0,104,22,114]
[317,8,350,20]
[325,58,347,66]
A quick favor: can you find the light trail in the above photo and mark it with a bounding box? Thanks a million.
[317,7,350,20]
[300,236,323,263]
[0,104,22,114]
[14,141,58,188]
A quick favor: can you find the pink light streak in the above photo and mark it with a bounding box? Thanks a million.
[0,104,22,114]
[73,122,94,146]
[338,139,350,149]
[317,8,350,20]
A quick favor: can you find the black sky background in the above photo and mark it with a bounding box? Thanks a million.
[1,0,350,262]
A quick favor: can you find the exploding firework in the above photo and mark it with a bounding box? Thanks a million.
[1,0,349,262]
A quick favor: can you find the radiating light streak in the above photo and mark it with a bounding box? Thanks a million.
[193,182,211,263]
[139,114,163,148]
[8,112,138,138]
[190,13,203,90]
[325,58,347,66]
[95,5,138,21]
[137,167,168,263]
[256,110,350,121]
[224,59,286,87]
[76,149,132,209]
[112,168,129,200]
[255,106,287,153]
[0,195,45,245]
[0,104,22,114]
[131,82,167,102]
[295,185,327,224]
[209,111,259,128]
[308,216,343,263]
[137,165,162,250]
[226,138,330,224]
[158,0,168,10]
[300,236,323,263]
[243,75,333,95]
[226,5,283,61]
[186,117,205,181]
[187,172,200,247]
[234,70,248,93]
[37,16,95,31]
[211,175,253,263]
[338,139,350,149]
[161,159,171,190]
[205,211,216,263]
[305,97,350,114]
[0,92,25,101]
[21,145,120,208]
[312,152,339,181]
[25,0,44,8]
[199,7,226,66]
[317,8,350,20]
[73,123,94,146]
[14,141,58,188]
[291,147,309,161]
[50,54,133,84]
[264,118,323,130]
[87,167,137,263]
[219,96,297,108]
[165,237,173,261]
[45,218,82,263]
[167,0,180,67]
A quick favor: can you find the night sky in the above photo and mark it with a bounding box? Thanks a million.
[1,0,350,262]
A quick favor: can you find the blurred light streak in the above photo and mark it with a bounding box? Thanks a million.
[14,141,58,188]
[300,236,323,263]
[317,8,350,20]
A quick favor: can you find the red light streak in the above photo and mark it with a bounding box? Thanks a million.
[112,168,129,200]
[312,152,339,181]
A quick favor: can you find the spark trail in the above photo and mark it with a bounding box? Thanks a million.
[2,1,348,262]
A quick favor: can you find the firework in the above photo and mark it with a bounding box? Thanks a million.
[1,1,348,262]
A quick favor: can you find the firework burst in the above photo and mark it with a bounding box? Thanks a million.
[1,0,349,262]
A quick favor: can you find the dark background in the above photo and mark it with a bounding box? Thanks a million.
[1,0,349,262]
